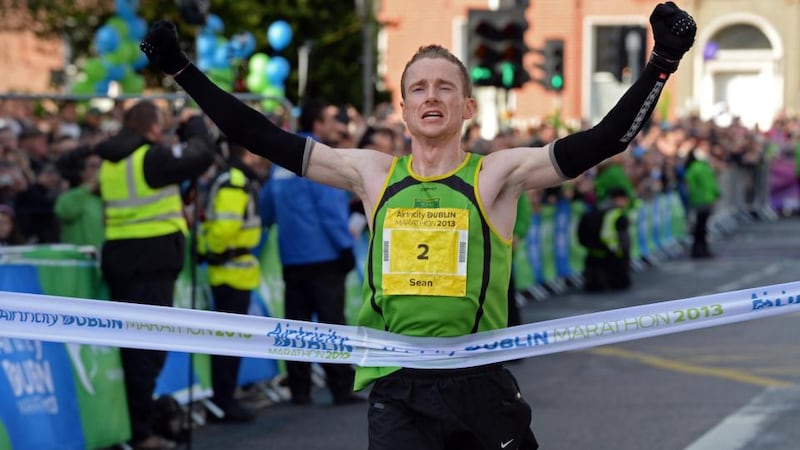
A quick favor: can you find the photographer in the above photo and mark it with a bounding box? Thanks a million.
[96,100,214,450]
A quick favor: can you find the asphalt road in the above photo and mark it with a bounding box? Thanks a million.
[185,216,800,450]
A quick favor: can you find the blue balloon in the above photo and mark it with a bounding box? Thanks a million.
[211,44,230,69]
[197,57,212,72]
[127,16,147,41]
[103,61,127,81]
[196,34,216,58]
[204,14,224,35]
[264,55,290,85]
[94,25,120,54]
[94,79,111,95]
[115,0,138,20]
[229,32,256,59]
[132,50,149,70]
[267,20,292,51]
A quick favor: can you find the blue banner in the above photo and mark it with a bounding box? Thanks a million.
[0,265,85,450]
[554,200,572,277]
[525,213,543,284]
[651,198,664,250]
[154,352,204,401]
[637,204,650,258]
[658,194,673,246]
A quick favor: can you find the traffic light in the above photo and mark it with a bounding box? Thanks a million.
[540,39,564,91]
[595,25,646,82]
[466,7,530,89]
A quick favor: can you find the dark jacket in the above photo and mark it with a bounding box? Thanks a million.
[97,118,214,284]
[259,131,354,273]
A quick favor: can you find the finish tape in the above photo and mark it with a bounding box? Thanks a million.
[0,281,798,369]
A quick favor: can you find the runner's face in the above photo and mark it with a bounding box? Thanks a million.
[401,58,474,142]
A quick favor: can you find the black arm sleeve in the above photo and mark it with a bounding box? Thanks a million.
[550,61,670,179]
[143,139,214,188]
[173,64,313,176]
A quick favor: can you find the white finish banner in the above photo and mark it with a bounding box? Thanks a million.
[0,281,798,368]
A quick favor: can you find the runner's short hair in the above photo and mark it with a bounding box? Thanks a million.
[400,45,472,100]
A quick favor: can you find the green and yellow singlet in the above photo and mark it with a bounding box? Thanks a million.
[354,152,513,390]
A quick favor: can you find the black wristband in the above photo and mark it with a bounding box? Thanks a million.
[648,51,680,74]
[551,62,669,179]
[174,64,311,176]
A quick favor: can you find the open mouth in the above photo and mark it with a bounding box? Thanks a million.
[422,111,443,119]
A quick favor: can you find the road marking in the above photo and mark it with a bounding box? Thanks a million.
[589,347,794,388]
[714,262,782,293]
[683,386,800,450]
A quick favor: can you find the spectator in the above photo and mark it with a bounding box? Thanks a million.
[528,121,557,147]
[684,139,720,258]
[259,98,361,406]
[97,101,215,450]
[0,160,26,207]
[0,204,24,246]
[80,107,106,139]
[51,100,82,141]
[13,162,62,243]
[0,121,18,156]
[593,155,636,206]
[578,188,632,291]
[357,126,396,156]
[17,125,49,175]
[200,143,262,423]
[54,154,104,248]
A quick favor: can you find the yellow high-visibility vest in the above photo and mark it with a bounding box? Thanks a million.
[100,144,187,240]
[600,208,624,256]
[201,167,261,289]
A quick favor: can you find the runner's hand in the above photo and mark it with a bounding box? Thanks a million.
[140,20,190,75]
[650,2,696,65]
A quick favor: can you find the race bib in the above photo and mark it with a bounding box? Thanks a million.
[382,208,468,296]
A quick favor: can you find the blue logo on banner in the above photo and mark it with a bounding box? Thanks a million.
[238,291,279,386]
[0,265,86,449]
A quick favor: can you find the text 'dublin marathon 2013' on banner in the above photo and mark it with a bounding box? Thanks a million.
[0,281,798,368]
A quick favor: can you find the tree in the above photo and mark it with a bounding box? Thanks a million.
[1,0,390,109]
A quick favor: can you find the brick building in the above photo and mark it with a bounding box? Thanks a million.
[377,0,800,135]
[0,11,64,94]
[2,1,798,136]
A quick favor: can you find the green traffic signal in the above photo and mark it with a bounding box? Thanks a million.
[467,7,530,89]
[541,38,565,92]
[471,66,493,83]
[550,74,563,90]
[500,62,515,88]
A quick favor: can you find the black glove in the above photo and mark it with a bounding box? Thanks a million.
[139,20,190,75]
[649,1,696,72]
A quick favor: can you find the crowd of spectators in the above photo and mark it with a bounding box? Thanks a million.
[0,95,794,249]
[465,112,786,217]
